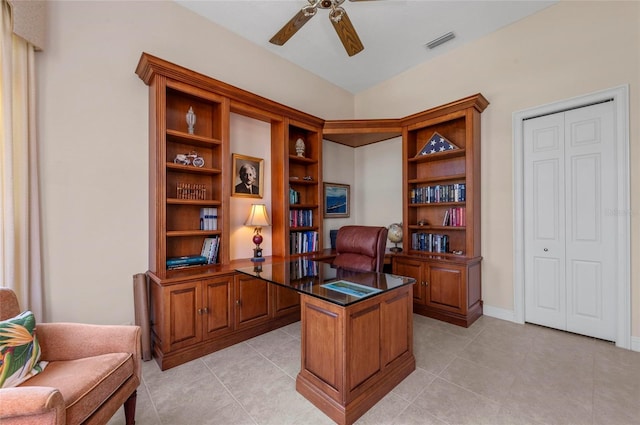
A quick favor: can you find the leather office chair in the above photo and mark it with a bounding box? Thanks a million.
[332,225,388,273]
[0,288,141,425]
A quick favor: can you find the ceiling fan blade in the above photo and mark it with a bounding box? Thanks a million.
[331,10,364,57]
[269,9,314,46]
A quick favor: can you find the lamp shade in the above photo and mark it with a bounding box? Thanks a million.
[245,204,271,227]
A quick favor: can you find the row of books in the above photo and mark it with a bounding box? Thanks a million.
[290,231,318,255]
[442,207,466,227]
[410,183,466,204]
[200,208,218,231]
[165,236,220,270]
[289,187,301,205]
[289,257,319,280]
[290,209,313,228]
[411,232,450,253]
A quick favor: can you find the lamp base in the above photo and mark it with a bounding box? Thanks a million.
[251,246,265,262]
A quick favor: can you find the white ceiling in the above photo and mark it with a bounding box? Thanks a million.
[175,0,557,94]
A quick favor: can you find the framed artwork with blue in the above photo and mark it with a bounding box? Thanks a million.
[324,182,350,218]
[416,132,459,156]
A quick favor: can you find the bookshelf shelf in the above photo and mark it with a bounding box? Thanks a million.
[166,163,222,175]
[166,230,222,237]
[166,199,221,206]
[289,203,318,210]
[409,148,466,163]
[166,129,222,147]
[408,174,466,185]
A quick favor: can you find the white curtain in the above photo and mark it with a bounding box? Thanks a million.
[0,0,43,319]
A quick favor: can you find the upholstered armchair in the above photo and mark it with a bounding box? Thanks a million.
[332,225,388,273]
[0,288,141,425]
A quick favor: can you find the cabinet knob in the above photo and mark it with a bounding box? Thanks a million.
[424,281,429,286]
[197,308,203,315]
[544,248,549,252]
[202,307,209,314]
[236,300,241,306]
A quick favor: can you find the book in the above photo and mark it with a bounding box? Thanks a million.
[211,236,220,264]
[442,209,450,226]
[166,255,207,268]
[201,236,220,264]
[200,208,218,231]
[201,237,215,261]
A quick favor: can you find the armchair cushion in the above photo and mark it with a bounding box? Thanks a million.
[0,311,48,388]
[21,352,134,425]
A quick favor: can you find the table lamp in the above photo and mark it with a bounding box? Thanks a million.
[245,204,271,262]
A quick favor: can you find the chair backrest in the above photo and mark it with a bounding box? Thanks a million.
[332,225,388,273]
[0,288,21,320]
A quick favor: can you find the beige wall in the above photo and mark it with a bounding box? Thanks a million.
[355,1,639,338]
[36,0,352,324]
[37,0,639,344]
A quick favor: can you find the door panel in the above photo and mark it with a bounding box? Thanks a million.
[427,265,464,313]
[235,274,270,329]
[564,102,616,340]
[393,257,425,304]
[168,283,201,350]
[204,276,234,338]
[524,113,565,329]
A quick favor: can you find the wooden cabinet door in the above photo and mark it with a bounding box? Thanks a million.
[203,276,234,339]
[272,284,300,317]
[426,263,466,314]
[234,274,271,329]
[393,257,426,305]
[166,281,202,351]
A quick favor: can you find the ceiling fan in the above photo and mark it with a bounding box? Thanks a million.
[269,0,370,57]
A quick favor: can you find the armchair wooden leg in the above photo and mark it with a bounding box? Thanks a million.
[124,390,137,425]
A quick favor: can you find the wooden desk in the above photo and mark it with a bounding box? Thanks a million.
[236,260,415,425]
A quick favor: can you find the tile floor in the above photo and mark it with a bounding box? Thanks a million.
[108,315,640,425]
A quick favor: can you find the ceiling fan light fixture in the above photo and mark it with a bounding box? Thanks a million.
[302,6,317,17]
[425,31,456,49]
[329,7,345,23]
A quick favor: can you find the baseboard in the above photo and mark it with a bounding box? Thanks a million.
[482,304,517,323]
[631,336,640,352]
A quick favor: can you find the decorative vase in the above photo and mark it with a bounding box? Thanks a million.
[186,106,196,134]
[295,138,306,157]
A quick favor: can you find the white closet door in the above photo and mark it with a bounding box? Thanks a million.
[564,102,616,340]
[524,113,566,330]
[524,101,616,341]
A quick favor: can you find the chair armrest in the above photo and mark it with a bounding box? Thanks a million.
[37,323,142,379]
[0,386,65,425]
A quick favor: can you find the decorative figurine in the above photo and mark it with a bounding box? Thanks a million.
[174,151,204,167]
[295,138,306,157]
[186,106,196,134]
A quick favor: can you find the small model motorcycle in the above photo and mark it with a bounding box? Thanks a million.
[174,151,204,167]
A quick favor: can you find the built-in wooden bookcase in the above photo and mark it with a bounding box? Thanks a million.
[395,94,488,327]
[147,79,229,275]
[138,53,322,370]
[285,120,323,257]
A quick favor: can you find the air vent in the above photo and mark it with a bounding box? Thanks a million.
[425,32,455,49]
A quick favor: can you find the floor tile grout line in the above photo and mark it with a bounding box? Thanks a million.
[201,351,261,425]
[139,367,164,425]
[244,335,300,380]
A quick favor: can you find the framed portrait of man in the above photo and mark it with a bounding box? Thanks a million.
[232,154,264,198]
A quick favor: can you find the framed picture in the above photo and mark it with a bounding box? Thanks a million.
[232,153,264,198]
[324,182,350,218]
